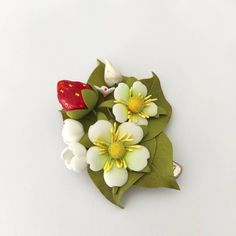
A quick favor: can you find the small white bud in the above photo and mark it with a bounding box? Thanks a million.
[104,60,122,87]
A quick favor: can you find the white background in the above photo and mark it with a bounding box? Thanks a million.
[0,0,236,235]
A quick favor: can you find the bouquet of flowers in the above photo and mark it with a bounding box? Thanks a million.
[57,60,182,208]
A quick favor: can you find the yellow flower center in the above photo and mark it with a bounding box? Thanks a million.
[108,142,126,159]
[128,96,145,113]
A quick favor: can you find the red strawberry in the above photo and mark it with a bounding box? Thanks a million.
[57,80,92,111]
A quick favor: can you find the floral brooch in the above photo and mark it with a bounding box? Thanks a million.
[57,60,182,208]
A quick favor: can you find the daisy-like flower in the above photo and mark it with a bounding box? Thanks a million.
[87,120,150,187]
[112,81,158,125]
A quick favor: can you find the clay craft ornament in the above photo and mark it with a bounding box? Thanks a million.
[57,60,182,208]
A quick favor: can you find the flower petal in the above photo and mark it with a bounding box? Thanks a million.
[112,104,128,123]
[69,143,87,156]
[62,119,84,144]
[125,146,150,171]
[143,102,158,117]
[117,122,143,145]
[61,147,74,170]
[130,114,148,126]
[114,83,130,102]
[103,166,128,187]
[88,120,112,144]
[132,81,147,97]
[61,147,73,161]
[70,156,87,172]
[86,146,108,171]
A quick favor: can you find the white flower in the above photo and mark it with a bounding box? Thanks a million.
[104,60,122,87]
[112,81,158,126]
[61,143,87,172]
[61,119,87,172]
[62,119,85,144]
[87,120,150,187]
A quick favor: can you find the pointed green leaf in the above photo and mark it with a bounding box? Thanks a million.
[87,60,106,87]
[98,100,114,109]
[158,106,167,116]
[79,133,93,148]
[87,168,122,208]
[82,89,99,110]
[122,76,137,87]
[59,110,69,121]
[141,73,172,141]
[97,111,108,120]
[135,132,179,190]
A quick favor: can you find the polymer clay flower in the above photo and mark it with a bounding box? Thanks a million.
[62,119,84,144]
[87,120,150,187]
[61,143,87,172]
[113,81,158,125]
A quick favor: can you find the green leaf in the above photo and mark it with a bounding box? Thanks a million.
[79,133,93,148]
[140,125,148,137]
[87,168,122,208]
[66,89,98,120]
[158,106,167,116]
[78,111,97,132]
[96,107,114,121]
[98,100,114,109]
[122,76,137,87]
[140,138,157,165]
[97,111,108,120]
[59,110,69,121]
[112,171,144,207]
[82,89,99,109]
[141,73,172,141]
[135,133,180,190]
[141,165,151,173]
[87,60,106,87]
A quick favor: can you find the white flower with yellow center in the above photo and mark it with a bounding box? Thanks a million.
[113,81,158,125]
[87,120,150,187]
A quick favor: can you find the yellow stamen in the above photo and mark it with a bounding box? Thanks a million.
[128,96,145,113]
[104,159,114,172]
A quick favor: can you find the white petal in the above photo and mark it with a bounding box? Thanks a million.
[70,156,87,172]
[88,120,112,144]
[104,60,122,87]
[132,81,147,97]
[61,147,73,161]
[86,146,108,171]
[125,146,150,171]
[61,147,74,170]
[69,143,87,156]
[114,83,130,102]
[103,166,128,187]
[112,104,128,123]
[130,114,148,126]
[143,102,158,117]
[62,119,85,144]
[117,122,143,145]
